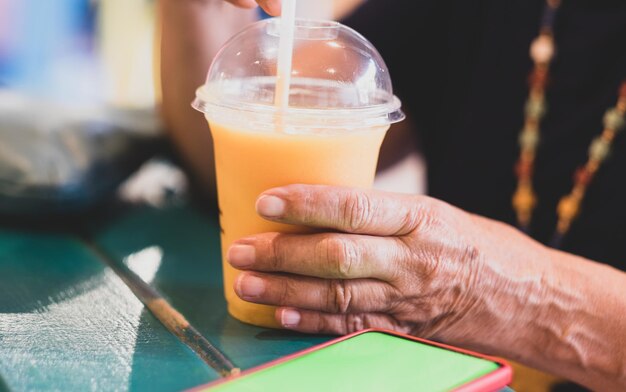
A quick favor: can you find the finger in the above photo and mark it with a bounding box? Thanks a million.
[275,307,410,335]
[255,185,423,236]
[256,0,281,16]
[234,272,396,314]
[228,232,405,281]
[224,0,259,9]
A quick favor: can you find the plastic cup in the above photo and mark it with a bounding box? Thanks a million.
[192,18,405,328]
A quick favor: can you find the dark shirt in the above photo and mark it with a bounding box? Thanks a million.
[345,0,626,268]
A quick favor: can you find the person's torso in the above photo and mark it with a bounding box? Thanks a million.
[347,0,626,267]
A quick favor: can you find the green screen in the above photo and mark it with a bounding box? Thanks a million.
[207,332,499,391]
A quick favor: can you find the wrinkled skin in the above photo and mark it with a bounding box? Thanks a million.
[225,185,626,391]
[170,1,626,388]
[227,185,547,346]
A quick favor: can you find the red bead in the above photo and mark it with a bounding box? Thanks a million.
[619,81,626,98]
[528,68,549,88]
[515,161,533,178]
[574,167,593,187]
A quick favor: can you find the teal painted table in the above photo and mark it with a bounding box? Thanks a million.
[0,205,329,391]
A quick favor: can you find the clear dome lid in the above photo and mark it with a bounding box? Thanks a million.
[192,18,405,132]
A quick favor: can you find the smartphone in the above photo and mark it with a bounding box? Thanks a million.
[194,329,512,392]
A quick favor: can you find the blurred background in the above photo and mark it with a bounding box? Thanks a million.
[0,0,421,217]
[0,0,165,216]
[0,0,369,108]
[0,0,156,106]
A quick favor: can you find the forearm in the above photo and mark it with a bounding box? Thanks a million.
[528,249,626,390]
[158,0,256,193]
[456,219,626,390]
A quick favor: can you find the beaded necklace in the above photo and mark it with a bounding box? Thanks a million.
[512,0,626,248]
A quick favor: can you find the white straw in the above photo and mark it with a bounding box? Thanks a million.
[274,0,297,111]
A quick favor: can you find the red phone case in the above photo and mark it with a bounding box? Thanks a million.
[190,328,513,392]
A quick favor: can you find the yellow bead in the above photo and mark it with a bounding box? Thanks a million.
[603,108,625,131]
[588,137,611,162]
[519,128,540,149]
[513,185,536,228]
[525,97,547,119]
[557,194,580,221]
[513,185,537,211]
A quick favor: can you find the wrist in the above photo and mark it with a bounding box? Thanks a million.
[440,216,552,354]
[530,249,626,389]
[481,243,626,390]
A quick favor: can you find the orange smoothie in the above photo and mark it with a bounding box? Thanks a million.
[208,118,389,328]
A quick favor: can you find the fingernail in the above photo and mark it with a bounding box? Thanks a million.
[280,308,301,328]
[228,244,255,268]
[236,274,265,299]
[256,195,285,218]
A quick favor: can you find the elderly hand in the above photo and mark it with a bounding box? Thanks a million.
[227,184,550,349]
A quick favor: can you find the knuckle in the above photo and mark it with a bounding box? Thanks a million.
[344,314,365,334]
[414,208,439,234]
[277,278,299,306]
[269,234,287,270]
[430,200,460,231]
[462,244,481,264]
[315,313,331,333]
[315,314,325,332]
[327,279,353,313]
[397,199,422,235]
[383,285,404,313]
[297,186,317,225]
[321,236,359,279]
[342,191,374,232]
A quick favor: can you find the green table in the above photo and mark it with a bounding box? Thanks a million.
[0,205,329,391]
